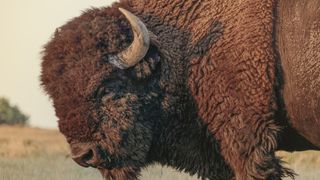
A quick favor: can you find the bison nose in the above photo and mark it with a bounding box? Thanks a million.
[70,143,102,168]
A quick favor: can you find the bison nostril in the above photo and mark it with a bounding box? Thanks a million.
[71,143,102,168]
[72,154,90,168]
[80,147,102,167]
[82,149,94,162]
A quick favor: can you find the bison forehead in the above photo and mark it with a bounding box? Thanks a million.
[41,6,134,99]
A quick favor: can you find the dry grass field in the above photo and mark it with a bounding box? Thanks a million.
[0,125,319,180]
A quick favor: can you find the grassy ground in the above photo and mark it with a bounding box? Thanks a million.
[0,125,319,180]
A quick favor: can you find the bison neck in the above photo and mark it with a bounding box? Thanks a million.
[276,0,320,149]
[145,95,233,179]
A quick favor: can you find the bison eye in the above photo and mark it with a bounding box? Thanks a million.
[101,92,116,103]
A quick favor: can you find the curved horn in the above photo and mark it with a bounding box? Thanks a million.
[110,8,150,69]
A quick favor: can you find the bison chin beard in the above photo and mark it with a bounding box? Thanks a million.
[98,166,140,180]
[96,120,154,180]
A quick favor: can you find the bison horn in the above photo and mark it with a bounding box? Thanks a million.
[109,8,150,69]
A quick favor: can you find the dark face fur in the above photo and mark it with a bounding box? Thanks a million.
[41,5,163,179]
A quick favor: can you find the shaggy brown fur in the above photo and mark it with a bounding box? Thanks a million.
[186,1,289,179]
[40,0,319,179]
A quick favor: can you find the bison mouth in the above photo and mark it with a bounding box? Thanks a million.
[71,146,142,179]
[70,142,129,170]
[77,151,127,170]
[96,154,126,170]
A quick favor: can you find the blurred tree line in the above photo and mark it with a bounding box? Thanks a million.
[0,97,28,125]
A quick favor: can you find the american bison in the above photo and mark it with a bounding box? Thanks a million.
[41,0,320,179]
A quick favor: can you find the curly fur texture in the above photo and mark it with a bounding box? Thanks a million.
[40,0,305,179]
[185,1,292,179]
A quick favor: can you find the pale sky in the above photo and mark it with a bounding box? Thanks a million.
[0,0,115,128]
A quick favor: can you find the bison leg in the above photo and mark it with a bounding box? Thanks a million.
[212,113,294,180]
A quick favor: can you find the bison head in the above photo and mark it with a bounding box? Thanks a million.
[41,5,165,179]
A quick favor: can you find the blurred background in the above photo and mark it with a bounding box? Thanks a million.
[0,0,319,179]
[0,0,115,129]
